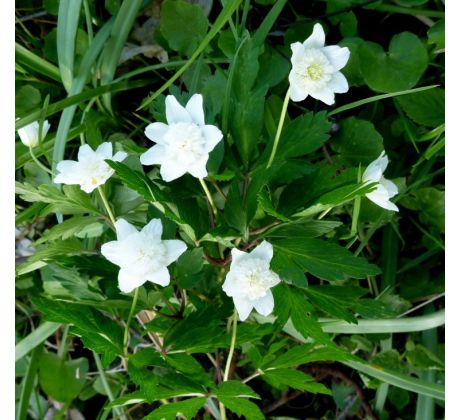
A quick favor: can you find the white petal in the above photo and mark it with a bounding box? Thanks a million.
[18,122,39,147]
[187,158,208,179]
[202,125,223,153]
[230,248,247,265]
[252,291,275,316]
[363,152,388,183]
[381,178,398,198]
[141,218,163,239]
[160,160,187,182]
[80,182,99,193]
[118,269,146,293]
[366,187,399,212]
[112,151,127,162]
[115,219,138,240]
[145,122,169,143]
[222,271,238,297]
[78,144,94,161]
[96,142,113,158]
[323,45,350,71]
[185,94,205,126]
[140,145,167,166]
[233,296,253,321]
[101,241,124,266]
[42,120,51,138]
[289,73,309,102]
[146,267,171,287]
[328,72,349,94]
[54,160,80,184]
[309,88,335,105]
[249,240,273,263]
[290,42,304,63]
[164,240,187,265]
[165,95,192,124]
[303,23,325,49]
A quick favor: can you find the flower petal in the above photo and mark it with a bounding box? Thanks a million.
[362,152,388,183]
[231,248,247,265]
[54,160,80,184]
[78,144,94,161]
[233,296,254,321]
[101,240,126,266]
[145,122,169,143]
[381,178,398,198]
[42,120,51,138]
[303,23,325,49]
[140,145,167,166]
[165,95,192,124]
[96,142,113,158]
[249,240,273,263]
[222,271,238,297]
[147,267,171,287]
[323,45,350,71]
[309,88,335,105]
[202,125,223,153]
[187,158,208,179]
[160,160,187,182]
[328,72,349,94]
[185,94,205,126]
[290,42,304,63]
[118,269,146,293]
[252,290,274,316]
[112,151,127,162]
[164,239,187,265]
[289,73,309,102]
[115,219,139,240]
[366,186,399,212]
[142,218,163,239]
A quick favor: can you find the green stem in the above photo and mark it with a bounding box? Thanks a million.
[267,87,291,169]
[97,186,116,226]
[57,324,70,359]
[220,310,238,420]
[351,166,362,236]
[29,146,53,175]
[199,178,218,220]
[123,287,140,357]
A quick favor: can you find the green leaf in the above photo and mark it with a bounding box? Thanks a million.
[214,381,260,399]
[37,215,103,244]
[38,352,88,403]
[160,0,208,57]
[15,85,41,115]
[339,37,365,87]
[273,238,381,281]
[331,117,384,165]
[263,368,331,394]
[264,219,342,240]
[276,111,331,160]
[15,322,60,362]
[359,32,428,92]
[428,19,444,49]
[145,397,207,420]
[396,88,445,127]
[217,396,264,420]
[33,299,124,363]
[15,42,61,82]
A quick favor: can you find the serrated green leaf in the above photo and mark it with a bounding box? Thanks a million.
[218,396,264,420]
[215,381,260,399]
[263,368,331,394]
[145,397,207,420]
[396,88,445,127]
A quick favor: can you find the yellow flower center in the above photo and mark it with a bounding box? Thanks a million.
[306,63,324,81]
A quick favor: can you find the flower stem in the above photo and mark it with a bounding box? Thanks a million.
[97,186,116,226]
[123,287,140,358]
[28,146,53,175]
[219,309,238,420]
[199,178,218,220]
[351,166,362,236]
[266,87,291,169]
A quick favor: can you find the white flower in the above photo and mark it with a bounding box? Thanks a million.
[54,142,127,193]
[363,151,399,212]
[140,94,223,182]
[289,23,350,105]
[17,120,51,147]
[101,218,187,293]
[222,241,281,321]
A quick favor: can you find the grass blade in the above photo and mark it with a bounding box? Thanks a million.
[100,0,143,111]
[138,0,243,110]
[57,0,83,92]
[327,85,438,117]
[17,345,43,420]
[15,322,60,362]
[15,43,61,82]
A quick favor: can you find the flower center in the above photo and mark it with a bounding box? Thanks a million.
[234,258,279,301]
[165,122,206,164]
[306,63,324,81]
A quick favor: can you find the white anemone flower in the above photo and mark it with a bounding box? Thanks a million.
[363,151,399,212]
[54,142,127,193]
[17,120,50,147]
[140,94,223,182]
[222,241,281,321]
[101,218,187,293]
[289,23,350,105]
